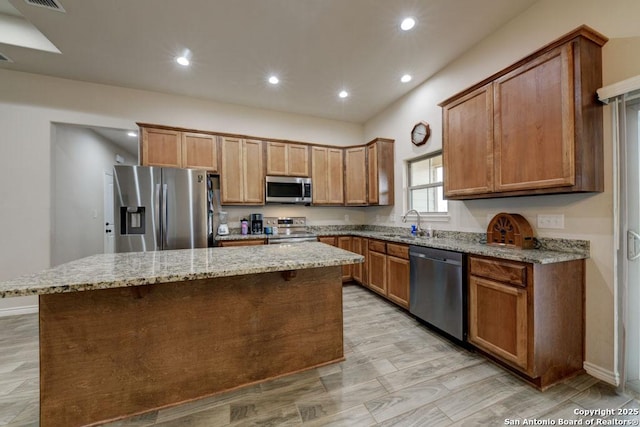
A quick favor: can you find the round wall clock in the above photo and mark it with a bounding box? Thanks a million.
[411,121,431,146]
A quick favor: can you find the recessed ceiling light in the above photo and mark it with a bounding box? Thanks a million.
[268,75,279,85]
[176,56,190,66]
[127,131,138,137]
[338,90,349,99]
[400,17,416,31]
[401,74,412,83]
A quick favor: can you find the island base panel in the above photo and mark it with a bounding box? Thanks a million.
[39,266,343,427]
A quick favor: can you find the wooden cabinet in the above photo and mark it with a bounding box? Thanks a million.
[344,139,395,206]
[440,26,607,200]
[442,84,494,197]
[468,255,585,389]
[344,147,367,205]
[367,139,395,206]
[311,147,344,205]
[140,127,218,172]
[351,237,368,285]
[220,137,264,205]
[182,132,218,172]
[218,239,266,247]
[318,236,337,246]
[337,236,353,281]
[318,236,353,282]
[266,142,309,177]
[367,241,387,295]
[141,127,182,168]
[385,243,410,309]
[365,240,409,308]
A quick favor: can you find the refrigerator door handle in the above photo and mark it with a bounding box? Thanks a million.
[162,184,169,249]
[155,183,162,250]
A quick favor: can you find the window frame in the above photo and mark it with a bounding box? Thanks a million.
[406,151,448,215]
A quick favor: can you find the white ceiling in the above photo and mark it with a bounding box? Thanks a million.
[0,0,537,124]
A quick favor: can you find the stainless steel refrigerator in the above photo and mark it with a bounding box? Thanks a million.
[114,165,208,252]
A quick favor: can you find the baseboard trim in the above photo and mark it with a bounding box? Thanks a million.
[584,361,619,386]
[0,305,38,317]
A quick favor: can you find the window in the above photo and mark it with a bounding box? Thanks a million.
[407,152,448,213]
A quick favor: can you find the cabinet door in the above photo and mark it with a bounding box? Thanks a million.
[242,140,264,204]
[182,132,218,172]
[318,236,337,246]
[469,275,528,370]
[367,143,379,205]
[386,255,409,309]
[337,236,352,281]
[311,147,329,204]
[312,147,343,205]
[327,148,344,204]
[442,84,493,197]
[288,144,309,177]
[266,141,287,176]
[368,250,387,296]
[220,137,244,203]
[494,44,575,192]
[345,147,367,205]
[351,237,363,283]
[141,128,182,168]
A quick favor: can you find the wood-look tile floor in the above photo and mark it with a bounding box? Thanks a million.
[1,284,639,426]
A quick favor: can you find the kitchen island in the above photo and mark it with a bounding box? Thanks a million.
[0,243,363,427]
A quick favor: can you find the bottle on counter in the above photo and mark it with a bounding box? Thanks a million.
[411,224,417,236]
[426,224,433,238]
[241,219,249,235]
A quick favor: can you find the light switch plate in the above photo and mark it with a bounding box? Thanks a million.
[537,214,565,229]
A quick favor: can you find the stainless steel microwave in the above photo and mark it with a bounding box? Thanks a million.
[265,176,312,204]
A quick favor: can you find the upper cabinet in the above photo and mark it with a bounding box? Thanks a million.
[220,137,264,205]
[440,26,607,200]
[311,146,344,205]
[367,138,394,206]
[266,142,309,177]
[345,139,395,206]
[140,126,218,172]
[345,147,367,206]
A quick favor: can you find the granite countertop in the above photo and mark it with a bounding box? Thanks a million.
[216,227,589,265]
[0,243,363,298]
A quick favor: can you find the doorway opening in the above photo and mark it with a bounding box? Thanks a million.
[50,123,137,266]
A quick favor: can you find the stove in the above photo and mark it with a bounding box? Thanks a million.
[264,217,318,244]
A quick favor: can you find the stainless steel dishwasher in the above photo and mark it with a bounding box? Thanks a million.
[409,246,466,341]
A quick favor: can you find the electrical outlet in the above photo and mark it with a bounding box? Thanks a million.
[344,214,350,222]
[537,214,565,229]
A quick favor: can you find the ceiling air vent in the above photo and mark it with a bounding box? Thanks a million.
[0,52,13,63]
[24,0,66,12]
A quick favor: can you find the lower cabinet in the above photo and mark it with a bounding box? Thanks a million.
[468,255,585,389]
[366,240,410,309]
[337,236,353,281]
[218,239,266,247]
[351,237,367,285]
[318,236,352,282]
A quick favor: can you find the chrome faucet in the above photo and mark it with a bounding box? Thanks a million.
[402,209,424,236]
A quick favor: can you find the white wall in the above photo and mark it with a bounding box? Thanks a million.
[52,125,137,266]
[0,70,363,313]
[364,0,640,382]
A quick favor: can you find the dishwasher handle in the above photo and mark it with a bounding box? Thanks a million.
[410,251,462,266]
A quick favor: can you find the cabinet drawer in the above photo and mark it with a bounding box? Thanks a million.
[469,256,527,287]
[368,240,386,253]
[386,243,408,259]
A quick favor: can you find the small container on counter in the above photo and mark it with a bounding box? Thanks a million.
[264,226,272,235]
[241,219,249,235]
